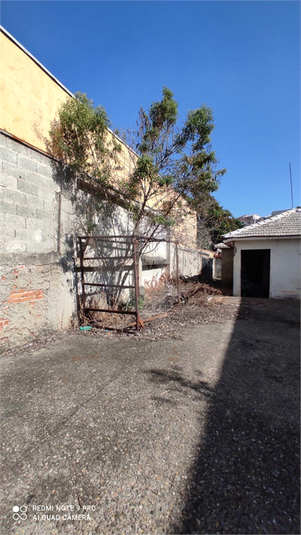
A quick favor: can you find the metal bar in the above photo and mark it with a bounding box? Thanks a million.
[78,235,181,245]
[79,239,86,316]
[175,241,181,304]
[81,256,133,261]
[78,235,134,241]
[83,283,135,289]
[133,237,140,331]
[75,266,134,273]
[85,307,136,315]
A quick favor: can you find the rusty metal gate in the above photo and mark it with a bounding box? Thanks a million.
[77,235,181,331]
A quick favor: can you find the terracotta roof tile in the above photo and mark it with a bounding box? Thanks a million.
[223,208,301,239]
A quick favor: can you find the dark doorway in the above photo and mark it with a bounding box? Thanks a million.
[241,249,270,298]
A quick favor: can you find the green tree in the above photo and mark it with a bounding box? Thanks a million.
[196,195,243,247]
[50,88,226,239]
[122,87,226,228]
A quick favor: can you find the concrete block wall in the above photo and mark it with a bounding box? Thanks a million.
[0,132,75,255]
[0,132,76,350]
[169,243,212,279]
[0,254,76,350]
[0,131,207,349]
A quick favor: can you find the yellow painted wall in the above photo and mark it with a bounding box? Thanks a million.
[0,28,198,248]
[0,29,71,153]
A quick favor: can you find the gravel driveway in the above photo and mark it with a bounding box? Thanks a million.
[0,298,299,534]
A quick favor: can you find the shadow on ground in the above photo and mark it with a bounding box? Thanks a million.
[162,298,300,534]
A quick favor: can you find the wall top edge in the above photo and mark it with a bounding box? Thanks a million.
[0,129,59,160]
[0,26,74,99]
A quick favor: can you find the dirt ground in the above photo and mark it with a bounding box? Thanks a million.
[0,292,300,534]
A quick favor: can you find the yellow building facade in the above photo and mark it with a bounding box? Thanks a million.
[0,27,71,153]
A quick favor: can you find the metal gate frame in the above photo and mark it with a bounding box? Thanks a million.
[78,235,181,331]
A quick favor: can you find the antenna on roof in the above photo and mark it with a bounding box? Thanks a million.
[289,163,294,209]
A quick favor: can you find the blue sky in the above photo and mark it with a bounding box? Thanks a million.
[1,0,300,218]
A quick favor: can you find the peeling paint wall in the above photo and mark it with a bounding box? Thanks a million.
[0,256,76,350]
[0,132,77,350]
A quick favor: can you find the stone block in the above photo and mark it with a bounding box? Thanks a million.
[26,218,45,231]
[36,208,55,221]
[26,240,56,254]
[5,239,27,254]
[28,149,49,166]
[16,204,36,218]
[43,198,56,211]
[0,146,18,166]
[0,175,18,189]
[36,162,54,179]
[3,188,26,205]
[2,160,25,180]
[17,154,37,173]
[24,170,53,189]
[0,200,17,215]
[38,187,56,201]
[17,178,38,196]
[2,135,29,156]
[15,228,38,242]
[4,214,26,230]
[25,194,45,209]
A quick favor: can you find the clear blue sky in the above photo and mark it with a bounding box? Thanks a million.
[1,0,300,218]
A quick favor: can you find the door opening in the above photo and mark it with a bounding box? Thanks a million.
[241,249,270,298]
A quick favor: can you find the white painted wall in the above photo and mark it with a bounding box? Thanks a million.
[232,238,300,299]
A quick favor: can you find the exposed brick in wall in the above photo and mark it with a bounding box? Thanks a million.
[0,133,77,350]
[0,258,76,350]
[0,131,207,349]
[7,288,44,304]
[0,318,10,331]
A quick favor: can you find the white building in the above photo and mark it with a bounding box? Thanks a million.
[223,208,301,299]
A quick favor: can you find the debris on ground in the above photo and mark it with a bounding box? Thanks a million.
[84,280,240,339]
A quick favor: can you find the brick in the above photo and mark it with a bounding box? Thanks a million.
[0,146,18,166]
[2,160,25,180]
[17,154,37,173]
[0,200,17,215]
[17,178,38,196]
[0,318,10,330]
[8,289,44,303]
